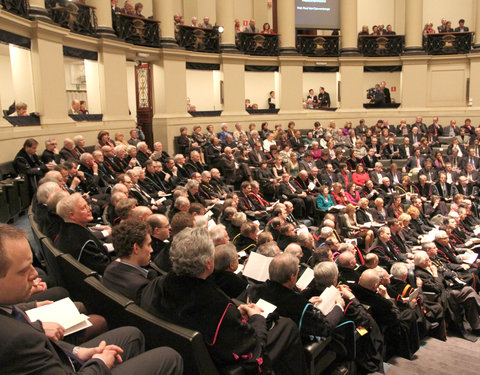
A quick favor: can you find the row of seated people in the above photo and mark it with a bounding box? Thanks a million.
[27,169,480,374]
[10,116,480,373]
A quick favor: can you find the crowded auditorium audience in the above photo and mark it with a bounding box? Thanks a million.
[4,114,480,374]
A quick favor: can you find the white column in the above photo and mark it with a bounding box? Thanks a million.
[153,0,178,47]
[474,0,480,49]
[29,0,50,21]
[404,0,424,53]
[340,0,359,55]
[86,0,115,37]
[277,0,297,54]
[216,0,237,52]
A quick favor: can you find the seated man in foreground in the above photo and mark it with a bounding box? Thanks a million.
[141,227,308,374]
[0,223,183,375]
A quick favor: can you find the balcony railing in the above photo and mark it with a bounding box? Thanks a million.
[296,35,339,57]
[46,0,97,36]
[0,0,29,18]
[113,13,160,47]
[177,25,219,53]
[425,32,473,55]
[237,32,279,56]
[358,35,404,57]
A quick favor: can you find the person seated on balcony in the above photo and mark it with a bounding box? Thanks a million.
[198,16,213,29]
[268,90,276,109]
[437,17,447,33]
[244,18,258,33]
[444,21,454,33]
[369,84,385,105]
[79,100,89,114]
[134,2,144,17]
[371,25,380,35]
[358,25,369,35]
[121,0,135,16]
[8,101,30,116]
[423,23,435,36]
[191,16,198,27]
[261,22,274,34]
[306,88,317,104]
[384,24,396,35]
[455,18,469,32]
[68,99,80,115]
[318,87,330,108]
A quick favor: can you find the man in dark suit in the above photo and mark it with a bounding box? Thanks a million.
[418,159,438,184]
[14,138,51,199]
[278,173,307,219]
[444,119,460,137]
[414,249,480,336]
[185,150,205,176]
[428,117,444,137]
[382,137,401,159]
[380,81,391,104]
[412,116,428,135]
[318,86,331,108]
[103,220,157,304]
[368,226,408,271]
[463,147,480,170]
[248,141,267,166]
[289,130,304,151]
[398,137,414,159]
[362,148,378,170]
[432,172,458,201]
[455,19,469,32]
[369,162,386,186]
[55,193,112,275]
[0,223,183,375]
[404,149,425,172]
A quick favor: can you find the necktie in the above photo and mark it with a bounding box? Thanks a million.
[288,182,296,193]
[471,158,476,170]
[442,184,446,196]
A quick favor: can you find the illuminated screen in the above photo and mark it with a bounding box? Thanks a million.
[295,0,340,29]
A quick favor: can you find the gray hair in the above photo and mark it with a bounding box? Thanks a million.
[320,226,333,238]
[36,181,61,204]
[421,241,436,251]
[73,135,84,145]
[414,250,429,266]
[231,212,247,227]
[46,190,69,212]
[170,227,215,277]
[284,243,303,259]
[174,196,190,209]
[136,141,147,150]
[313,261,338,287]
[297,232,312,247]
[56,193,83,221]
[79,152,93,164]
[114,145,126,154]
[185,179,199,190]
[269,253,299,284]
[44,138,56,147]
[214,243,237,271]
[194,215,208,228]
[209,224,227,244]
[257,242,280,257]
[390,262,408,280]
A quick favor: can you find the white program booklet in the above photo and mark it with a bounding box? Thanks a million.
[255,298,277,318]
[26,297,92,336]
[464,253,478,264]
[296,267,314,290]
[314,286,341,315]
[242,252,273,282]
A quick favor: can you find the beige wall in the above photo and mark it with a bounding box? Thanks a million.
[0,46,15,111]
[423,0,474,30]
[357,0,395,32]
[186,69,222,110]
[234,0,253,27]
[245,71,278,109]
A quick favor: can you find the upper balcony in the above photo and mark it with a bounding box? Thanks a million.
[45,0,97,36]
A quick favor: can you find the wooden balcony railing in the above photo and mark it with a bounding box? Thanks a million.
[358,35,405,57]
[113,13,160,47]
[296,35,339,57]
[177,25,219,53]
[46,0,97,36]
[237,32,279,56]
[425,32,473,55]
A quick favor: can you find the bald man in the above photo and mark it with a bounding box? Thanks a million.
[354,269,420,359]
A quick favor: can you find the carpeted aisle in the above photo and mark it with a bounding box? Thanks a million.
[385,335,480,375]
